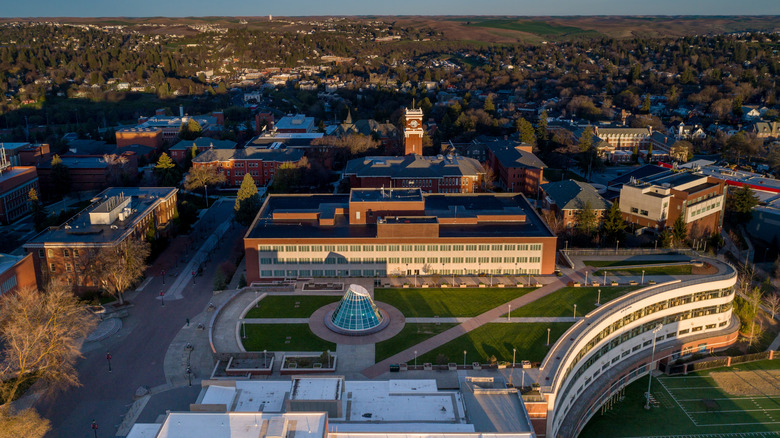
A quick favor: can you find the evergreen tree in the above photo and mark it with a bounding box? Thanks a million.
[515,117,536,145]
[672,213,688,247]
[579,126,594,152]
[483,95,495,113]
[647,144,653,163]
[632,144,639,163]
[602,202,625,243]
[179,119,202,140]
[28,188,48,232]
[234,174,261,226]
[575,201,598,236]
[536,110,549,145]
[50,155,71,198]
[726,185,760,223]
[154,152,181,187]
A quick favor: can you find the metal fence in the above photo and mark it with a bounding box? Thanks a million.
[563,248,699,257]
[667,351,775,375]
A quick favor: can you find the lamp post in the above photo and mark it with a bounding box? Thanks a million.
[546,327,551,346]
[508,304,511,321]
[327,349,331,368]
[91,420,98,438]
[463,350,467,368]
[641,270,645,285]
[264,349,268,367]
[603,271,607,285]
[242,321,246,339]
[510,348,516,385]
[106,352,112,373]
[160,291,165,307]
[645,324,663,410]
[161,269,166,285]
[573,304,577,318]
[596,289,601,307]
[616,240,619,254]
[187,366,192,386]
[414,350,418,368]
[584,270,589,285]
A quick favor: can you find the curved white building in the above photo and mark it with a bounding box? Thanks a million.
[531,258,738,437]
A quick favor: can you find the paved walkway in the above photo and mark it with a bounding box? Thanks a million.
[210,289,260,353]
[360,274,574,378]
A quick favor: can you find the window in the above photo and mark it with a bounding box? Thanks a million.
[50,263,56,272]
[640,210,648,216]
[73,249,79,257]
[631,207,639,213]
[63,249,70,257]
[38,249,45,258]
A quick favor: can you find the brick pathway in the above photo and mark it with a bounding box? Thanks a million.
[360,275,573,378]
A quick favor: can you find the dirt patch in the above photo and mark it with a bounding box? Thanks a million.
[710,369,780,396]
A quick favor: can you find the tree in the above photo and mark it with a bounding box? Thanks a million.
[578,126,594,152]
[481,163,496,191]
[184,165,226,207]
[0,285,96,411]
[602,202,625,243]
[28,188,48,232]
[541,210,564,235]
[672,213,688,246]
[515,117,536,145]
[91,239,150,305]
[536,110,549,145]
[0,408,50,438]
[483,95,495,113]
[179,119,202,140]
[234,173,261,226]
[575,201,598,235]
[646,144,653,162]
[50,155,71,198]
[726,185,759,223]
[763,293,780,319]
[670,140,694,162]
[658,228,673,248]
[154,152,181,187]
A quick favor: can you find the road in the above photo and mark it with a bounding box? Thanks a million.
[36,199,241,438]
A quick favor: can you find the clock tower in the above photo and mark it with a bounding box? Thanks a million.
[403,107,424,155]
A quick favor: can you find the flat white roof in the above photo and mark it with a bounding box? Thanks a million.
[388,379,438,394]
[291,377,341,401]
[344,381,466,424]
[125,423,163,438]
[235,381,292,412]
[155,412,327,438]
[201,385,237,408]
[329,433,533,438]
[330,423,476,433]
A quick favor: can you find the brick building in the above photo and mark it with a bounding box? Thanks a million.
[244,188,557,282]
[403,108,424,155]
[0,253,37,296]
[0,163,39,224]
[115,126,164,150]
[23,187,178,290]
[191,147,304,187]
[37,153,138,198]
[484,139,546,196]
[169,138,237,164]
[541,179,611,230]
[618,170,726,237]
[344,154,485,193]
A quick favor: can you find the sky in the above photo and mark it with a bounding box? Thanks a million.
[2,0,780,17]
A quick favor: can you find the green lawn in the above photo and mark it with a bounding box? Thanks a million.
[375,323,459,362]
[241,324,336,352]
[594,265,693,276]
[506,286,642,318]
[415,322,573,365]
[583,259,685,267]
[244,295,340,318]
[374,287,536,318]
[580,360,780,437]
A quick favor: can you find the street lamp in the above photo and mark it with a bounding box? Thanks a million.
[641,270,645,285]
[584,270,589,285]
[160,291,165,307]
[463,350,467,368]
[91,420,98,438]
[546,327,551,346]
[414,350,418,368]
[645,324,663,410]
[596,289,601,307]
[242,321,247,339]
[510,347,517,385]
[106,352,112,373]
[327,349,331,368]
[603,271,607,286]
[508,304,511,321]
[187,366,192,386]
[573,304,577,318]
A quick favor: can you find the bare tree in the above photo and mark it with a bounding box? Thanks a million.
[0,408,50,438]
[745,320,765,349]
[481,163,496,191]
[0,285,97,412]
[747,286,764,315]
[541,209,565,235]
[91,238,151,305]
[738,263,756,297]
[184,165,226,207]
[763,293,780,319]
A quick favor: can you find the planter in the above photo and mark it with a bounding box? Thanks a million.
[611,282,619,286]
[280,353,337,375]
[479,283,486,288]
[441,284,448,288]
[472,362,482,370]
[224,353,274,376]
[570,282,581,287]
[403,284,410,288]
[459,284,467,288]
[448,363,457,371]
[497,363,507,369]
[423,363,433,371]
[534,283,543,287]
[422,284,429,288]
[521,360,532,369]
[497,284,505,288]
[629,281,638,285]
[399,363,408,371]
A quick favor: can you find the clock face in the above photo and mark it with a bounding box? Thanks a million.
[410,120,419,128]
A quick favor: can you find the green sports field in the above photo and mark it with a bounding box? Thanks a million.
[580,360,780,437]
